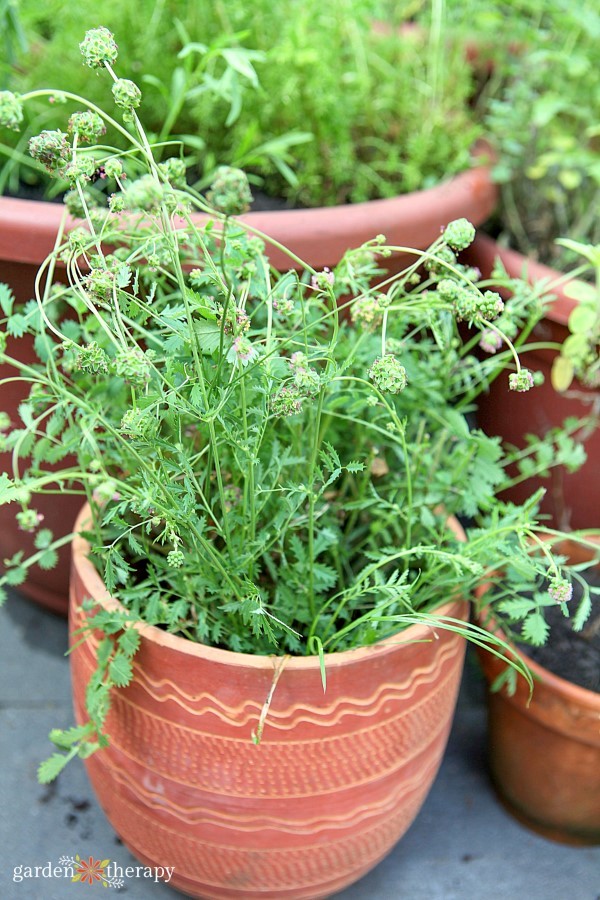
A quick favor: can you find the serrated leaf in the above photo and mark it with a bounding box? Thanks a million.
[37,753,69,784]
[0,283,15,316]
[521,611,550,646]
[109,652,133,687]
[49,725,91,749]
[118,627,140,657]
[4,566,27,586]
[195,321,222,354]
[33,528,53,550]
[37,549,58,570]
[6,314,28,337]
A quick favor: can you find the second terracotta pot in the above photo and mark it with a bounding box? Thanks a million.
[478,539,600,845]
[463,232,600,531]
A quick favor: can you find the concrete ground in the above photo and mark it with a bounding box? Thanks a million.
[1,589,599,900]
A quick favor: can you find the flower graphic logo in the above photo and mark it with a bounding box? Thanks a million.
[72,855,110,886]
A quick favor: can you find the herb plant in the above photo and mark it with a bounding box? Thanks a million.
[477,0,600,270]
[0,29,596,781]
[2,0,480,205]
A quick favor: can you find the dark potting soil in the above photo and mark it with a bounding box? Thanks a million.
[517,572,600,694]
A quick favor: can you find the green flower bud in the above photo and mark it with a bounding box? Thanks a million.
[80,27,118,69]
[104,157,124,180]
[207,166,253,216]
[112,78,142,110]
[442,218,476,251]
[0,91,23,130]
[68,111,106,143]
[368,354,407,394]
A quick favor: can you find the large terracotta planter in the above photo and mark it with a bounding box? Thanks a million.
[463,232,600,530]
[69,504,468,899]
[478,540,600,845]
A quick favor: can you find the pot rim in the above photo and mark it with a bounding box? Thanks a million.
[71,502,468,672]
[0,141,496,270]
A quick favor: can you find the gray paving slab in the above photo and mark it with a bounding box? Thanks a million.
[1,591,599,899]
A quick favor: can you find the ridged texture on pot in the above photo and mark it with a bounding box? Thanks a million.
[69,508,468,899]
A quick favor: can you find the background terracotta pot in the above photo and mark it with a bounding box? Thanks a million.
[463,232,600,530]
[0,331,82,615]
[0,145,497,276]
[69,504,469,899]
[478,539,600,845]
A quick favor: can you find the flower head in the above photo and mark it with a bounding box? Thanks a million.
[16,509,44,532]
[548,576,573,604]
[230,335,257,366]
[368,354,407,394]
[68,111,106,143]
[0,91,23,130]
[80,27,118,69]
[112,78,142,110]
[207,167,253,216]
[311,268,335,291]
[28,130,70,173]
[509,369,535,392]
[442,218,476,251]
[271,385,304,417]
[479,329,503,354]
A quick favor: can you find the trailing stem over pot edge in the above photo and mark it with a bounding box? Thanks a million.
[0,28,598,782]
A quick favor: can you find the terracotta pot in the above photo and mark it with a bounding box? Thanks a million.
[463,232,600,530]
[0,331,82,615]
[69,504,468,899]
[0,144,497,276]
[478,539,600,845]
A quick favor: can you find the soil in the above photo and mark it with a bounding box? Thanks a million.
[517,572,600,694]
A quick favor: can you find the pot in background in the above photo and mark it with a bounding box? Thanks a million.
[478,539,600,845]
[463,232,600,531]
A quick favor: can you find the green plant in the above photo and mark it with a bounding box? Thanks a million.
[1,0,481,205]
[550,238,600,391]
[478,0,600,269]
[0,29,596,783]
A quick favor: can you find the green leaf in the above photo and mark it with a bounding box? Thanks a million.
[49,725,92,749]
[551,356,574,392]
[521,611,550,646]
[195,321,222,354]
[109,651,133,687]
[0,283,15,316]
[568,304,597,333]
[37,753,70,784]
[38,549,58,571]
[562,279,597,304]
[118,627,140,657]
[6,313,28,337]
